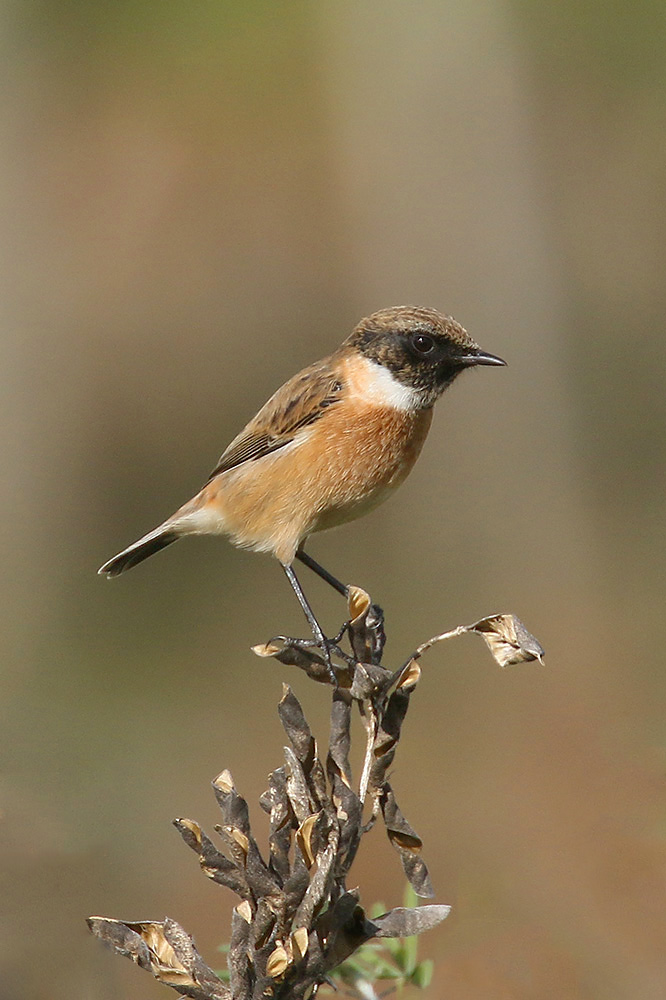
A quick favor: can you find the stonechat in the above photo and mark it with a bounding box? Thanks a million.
[100,305,505,662]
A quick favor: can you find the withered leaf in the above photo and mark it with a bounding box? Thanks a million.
[87,917,229,1000]
[278,685,316,771]
[379,686,411,748]
[412,614,544,670]
[347,586,386,664]
[252,639,334,684]
[277,680,328,812]
[266,943,290,979]
[293,826,339,931]
[396,658,421,691]
[308,757,329,812]
[212,773,280,899]
[370,904,451,938]
[296,812,322,868]
[250,899,278,952]
[380,785,434,898]
[291,926,309,961]
[245,849,283,901]
[367,686,412,795]
[349,661,392,701]
[327,689,353,786]
[87,916,157,973]
[471,613,545,667]
[319,899,373,971]
[215,824,250,870]
[214,823,282,901]
[284,746,314,823]
[212,771,251,832]
[227,826,250,855]
[282,845,311,917]
[320,889,361,936]
[330,773,362,878]
[213,769,234,795]
[347,585,371,624]
[173,818,250,896]
[229,903,252,1000]
[173,816,203,851]
[263,767,292,883]
[302,923,326,983]
[163,918,231,999]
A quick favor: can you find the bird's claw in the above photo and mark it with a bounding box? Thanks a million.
[273,632,355,685]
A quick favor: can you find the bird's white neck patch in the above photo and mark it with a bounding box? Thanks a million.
[354,355,425,411]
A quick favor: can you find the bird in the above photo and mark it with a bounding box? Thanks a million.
[99,305,505,666]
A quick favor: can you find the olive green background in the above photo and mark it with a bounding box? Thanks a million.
[2,3,665,998]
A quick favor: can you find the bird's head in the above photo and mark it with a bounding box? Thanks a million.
[345,305,505,409]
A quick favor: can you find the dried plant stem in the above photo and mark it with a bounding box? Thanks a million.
[413,625,470,660]
[88,583,543,1000]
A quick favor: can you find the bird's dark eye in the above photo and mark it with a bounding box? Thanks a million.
[411,333,435,355]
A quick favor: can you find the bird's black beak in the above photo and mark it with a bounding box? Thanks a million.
[458,349,506,367]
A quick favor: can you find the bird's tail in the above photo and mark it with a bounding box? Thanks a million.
[99,522,181,578]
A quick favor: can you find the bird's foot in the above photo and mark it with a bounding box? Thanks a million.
[274,633,354,685]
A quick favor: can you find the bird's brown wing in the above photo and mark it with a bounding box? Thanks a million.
[206,357,343,481]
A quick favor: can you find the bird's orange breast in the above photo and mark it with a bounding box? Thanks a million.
[191,354,433,563]
[306,400,433,534]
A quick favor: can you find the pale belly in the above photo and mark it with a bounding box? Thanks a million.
[310,466,411,534]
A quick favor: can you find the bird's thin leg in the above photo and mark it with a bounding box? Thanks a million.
[282,562,338,683]
[295,547,349,598]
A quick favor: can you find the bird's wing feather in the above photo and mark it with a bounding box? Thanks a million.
[207,357,343,481]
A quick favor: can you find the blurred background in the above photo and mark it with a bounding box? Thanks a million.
[2,2,665,998]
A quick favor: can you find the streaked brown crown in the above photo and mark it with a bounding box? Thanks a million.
[344,305,505,406]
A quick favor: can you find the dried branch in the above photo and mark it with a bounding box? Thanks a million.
[89,585,543,999]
